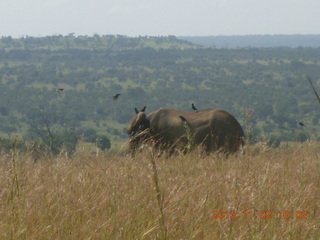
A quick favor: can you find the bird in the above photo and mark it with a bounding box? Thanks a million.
[113,94,120,101]
[299,122,305,127]
[55,88,64,92]
[191,103,198,112]
[140,106,146,112]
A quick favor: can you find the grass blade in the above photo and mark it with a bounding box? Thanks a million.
[306,74,320,106]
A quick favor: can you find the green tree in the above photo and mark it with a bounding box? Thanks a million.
[96,135,111,150]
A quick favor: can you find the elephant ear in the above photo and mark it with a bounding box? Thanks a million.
[128,112,147,135]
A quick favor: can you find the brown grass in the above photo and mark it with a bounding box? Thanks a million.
[1,142,320,239]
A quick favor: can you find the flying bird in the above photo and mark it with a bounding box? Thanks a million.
[191,103,198,112]
[55,88,64,92]
[113,94,121,101]
[299,122,305,127]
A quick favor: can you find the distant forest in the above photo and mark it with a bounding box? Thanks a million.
[179,35,320,48]
[0,34,320,151]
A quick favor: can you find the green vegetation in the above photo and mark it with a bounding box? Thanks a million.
[0,34,320,151]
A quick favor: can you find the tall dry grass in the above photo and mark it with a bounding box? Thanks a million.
[1,142,320,239]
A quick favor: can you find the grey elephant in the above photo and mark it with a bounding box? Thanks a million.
[128,107,245,155]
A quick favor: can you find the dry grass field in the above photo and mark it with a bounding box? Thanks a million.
[1,142,320,239]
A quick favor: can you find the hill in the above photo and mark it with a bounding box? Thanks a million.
[179,35,320,48]
[0,34,320,150]
[0,34,197,51]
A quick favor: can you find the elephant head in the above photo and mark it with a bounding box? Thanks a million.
[127,108,151,153]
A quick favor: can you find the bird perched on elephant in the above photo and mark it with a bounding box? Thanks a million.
[127,107,245,155]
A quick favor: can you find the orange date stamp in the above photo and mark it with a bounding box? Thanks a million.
[212,210,308,220]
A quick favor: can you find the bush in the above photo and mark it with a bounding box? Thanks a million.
[60,131,80,154]
[295,131,309,143]
[267,135,281,148]
[96,135,111,150]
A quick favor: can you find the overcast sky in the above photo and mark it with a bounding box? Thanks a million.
[1,0,319,37]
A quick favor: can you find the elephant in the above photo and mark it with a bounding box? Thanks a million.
[128,107,245,155]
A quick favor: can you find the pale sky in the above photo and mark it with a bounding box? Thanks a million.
[1,0,319,37]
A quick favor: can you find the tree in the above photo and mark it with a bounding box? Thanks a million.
[59,131,80,154]
[96,135,111,150]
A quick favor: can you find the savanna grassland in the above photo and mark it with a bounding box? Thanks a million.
[1,143,320,240]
